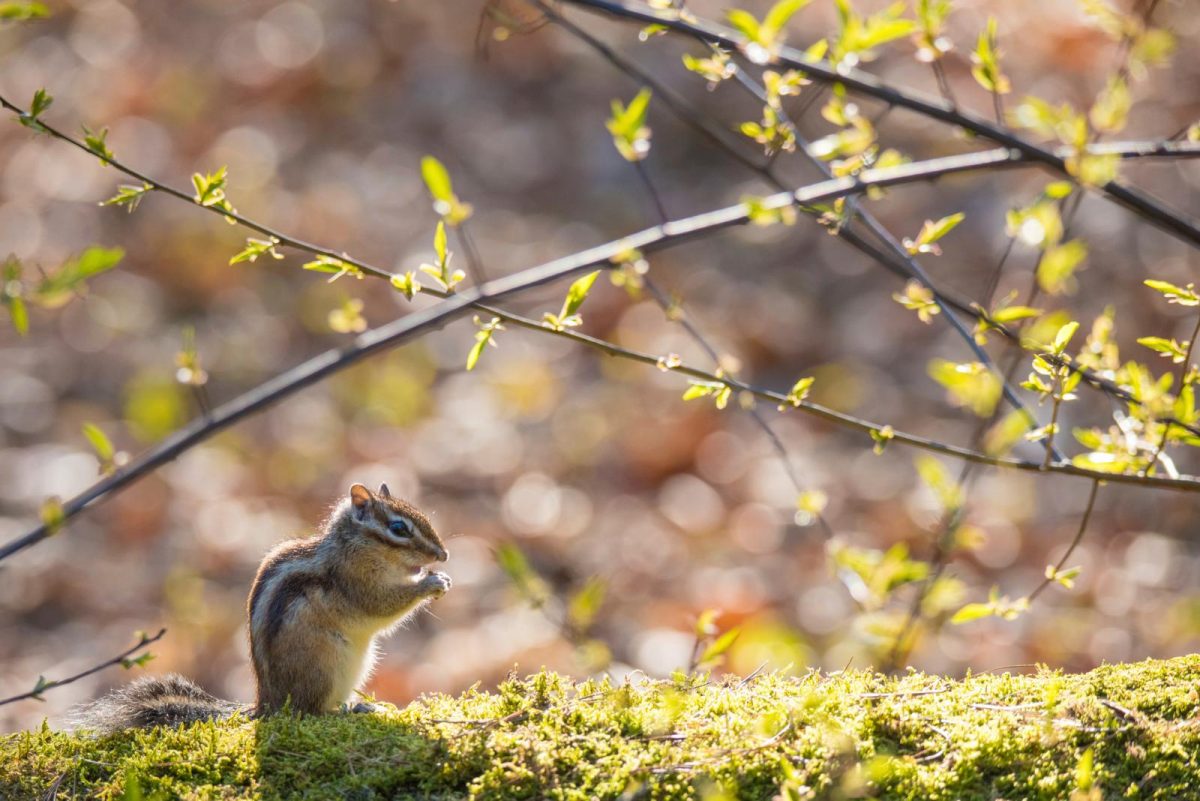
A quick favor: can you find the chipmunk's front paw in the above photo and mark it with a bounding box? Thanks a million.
[421,570,451,598]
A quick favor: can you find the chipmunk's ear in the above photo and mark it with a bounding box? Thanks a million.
[378,483,391,499]
[350,484,372,518]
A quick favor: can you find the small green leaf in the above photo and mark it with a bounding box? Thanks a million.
[990,305,1041,324]
[229,237,283,265]
[1067,151,1120,187]
[904,212,964,256]
[893,280,940,323]
[327,298,367,334]
[607,88,653,161]
[34,246,124,308]
[915,455,962,511]
[761,0,810,43]
[304,254,362,282]
[495,543,549,606]
[40,495,65,536]
[949,602,994,625]
[795,489,827,526]
[418,222,464,291]
[778,376,814,409]
[82,422,115,465]
[19,88,52,131]
[29,674,50,701]
[567,577,607,631]
[8,295,28,335]
[121,651,156,669]
[562,270,600,319]
[1037,239,1087,295]
[82,125,114,162]
[1075,748,1095,794]
[1090,75,1130,133]
[1043,181,1074,199]
[420,157,474,226]
[984,410,1033,456]
[1045,564,1081,589]
[970,17,1010,94]
[744,195,797,227]
[697,627,740,666]
[681,380,732,410]
[870,425,894,454]
[927,359,1001,417]
[101,183,153,213]
[191,166,237,221]
[1051,320,1080,355]
[1144,279,1200,307]
[0,2,50,21]
[390,271,422,300]
[466,316,503,371]
[1137,336,1188,363]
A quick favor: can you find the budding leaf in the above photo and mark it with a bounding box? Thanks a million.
[420,156,473,226]
[0,2,50,21]
[191,166,237,221]
[40,496,65,536]
[697,627,740,667]
[34,246,124,309]
[567,577,607,631]
[949,602,994,625]
[495,543,549,606]
[82,125,114,163]
[19,88,52,131]
[607,88,653,161]
[327,298,367,334]
[230,237,283,266]
[466,316,503,371]
[904,212,964,256]
[1144,279,1200,307]
[970,17,1010,94]
[870,425,894,454]
[419,221,465,291]
[778,376,814,409]
[101,183,153,213]
[390,271,422,300]
[82,422,115,469]
[1037,239,1087,295]
[1137,336,1188,364]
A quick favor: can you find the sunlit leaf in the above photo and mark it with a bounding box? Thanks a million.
[607,88,653,161]
[421,156,474,225]
[0,2,50,21]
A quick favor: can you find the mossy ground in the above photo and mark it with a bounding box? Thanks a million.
[3,656,1199,800]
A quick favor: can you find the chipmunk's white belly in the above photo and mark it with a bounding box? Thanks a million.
[325,616,401,709]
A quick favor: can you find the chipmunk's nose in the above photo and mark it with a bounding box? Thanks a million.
[435,545,448,562]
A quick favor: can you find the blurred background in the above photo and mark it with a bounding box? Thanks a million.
[1,0,1198,732]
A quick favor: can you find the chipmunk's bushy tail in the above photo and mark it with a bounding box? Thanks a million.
[73,674,243,734]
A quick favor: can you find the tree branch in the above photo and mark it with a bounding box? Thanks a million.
[0,628,166,708]
[558,0,1200,249]
[6,154,1200,563]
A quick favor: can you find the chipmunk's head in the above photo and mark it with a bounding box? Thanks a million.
[343,483,447,571]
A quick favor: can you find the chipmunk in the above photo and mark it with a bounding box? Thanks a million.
[78,483,450,732]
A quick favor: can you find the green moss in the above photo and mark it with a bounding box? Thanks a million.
[3,656,1199,800]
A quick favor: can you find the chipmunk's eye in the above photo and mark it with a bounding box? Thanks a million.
[388,518,413,537]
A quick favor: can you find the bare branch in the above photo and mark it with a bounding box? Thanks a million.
[0,629,166,708]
